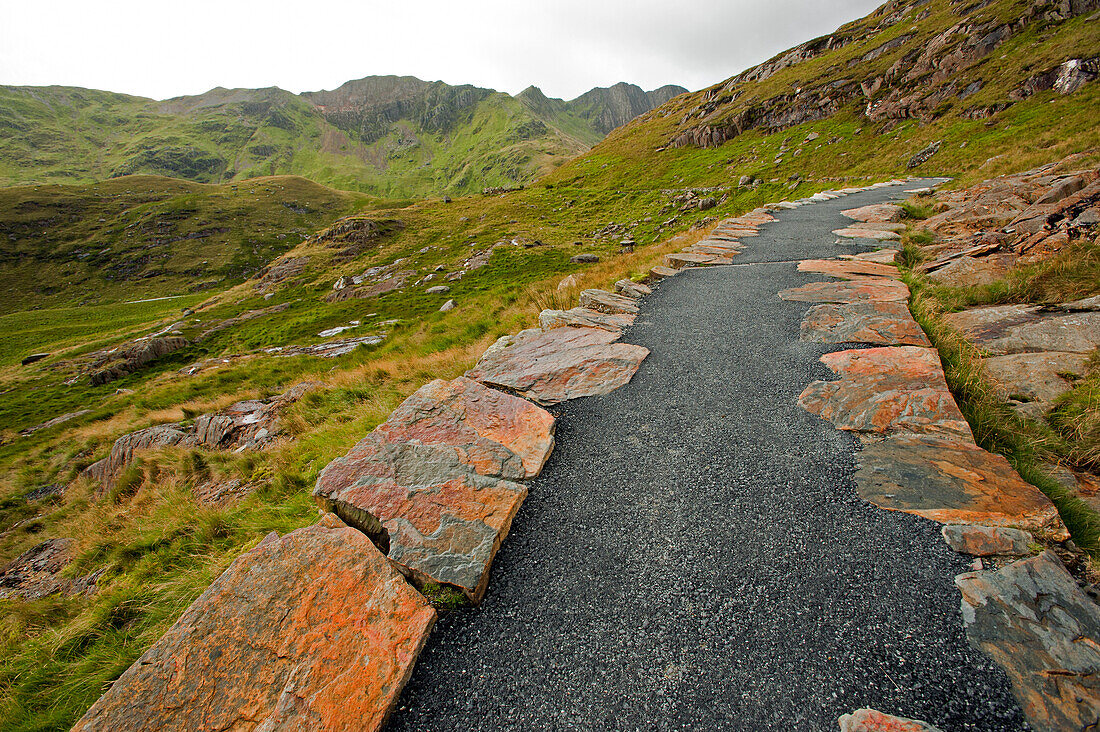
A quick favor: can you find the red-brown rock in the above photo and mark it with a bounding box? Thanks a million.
[841,203,904,223]
[856,433,1067,538]
[833,228,902,241]
[941,524,1032,556]
[579,289,640,315]
[800,301,931,347]
[666,251,734,268]
[778,278,910,303]
[799,347,972,437]
[539,307,635,333]
[797,259,899,279]
[466,327,649,405]
[72,514,436,732]
[839,708,943,732]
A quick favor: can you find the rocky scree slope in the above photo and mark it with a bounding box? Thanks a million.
[0,77,685,197]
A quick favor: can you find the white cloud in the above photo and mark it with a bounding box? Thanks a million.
[0,0,884,100]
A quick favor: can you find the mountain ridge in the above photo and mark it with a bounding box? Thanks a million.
[0,76,687,197]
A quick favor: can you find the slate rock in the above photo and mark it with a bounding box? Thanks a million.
[983,351,1090,415]
[648,265,679,280]
[945,305,1100,355]
[800,347,971,437]
[956,551,1100,732]
[72,515,435,732]
[841,203,904,223]
[927,254,1016,288]
[833,228,902,241]
[842,249,899,264]
[570,254,600,264]
[579,288,640,315]
[466,327,649,405]
[614,280,652,299]
[800,301,931,347]
[314,435,527,602]
[797,259,899,279]
[665,251,734,268]
[856,433,1067,538]
[942,524,1033,556]
[539,307,635,333]
[375,376,555,480]
[778,278,910,303]
[838,708,943,731]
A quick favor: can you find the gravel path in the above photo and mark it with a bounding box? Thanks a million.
[388,182,1026,731]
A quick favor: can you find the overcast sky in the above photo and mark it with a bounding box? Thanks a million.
[1,0,885,101]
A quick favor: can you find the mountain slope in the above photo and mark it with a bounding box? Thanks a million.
[0,77,685,197]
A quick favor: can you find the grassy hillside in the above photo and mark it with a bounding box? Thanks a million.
[0,175,378,314]
[0,79,683,199]
[0,0,1097,728]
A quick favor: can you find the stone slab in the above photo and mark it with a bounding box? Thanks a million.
[539,307,635,333]
[841,249,899,265]
[648,265,679,280]
[614,279,652,299]
[73,515,436,732]
[927,254,1016,288]
[666,252,734,268]
[941,524,1033,556]
[839,708,943,732]
[778,278,910,304]
[842,203,904,223]
[466,327,649,405]
[983,351,1091,414]
[833,228,902,241]
[856,433,1067,538]
[579,289,640,315]
[797,259,899,280]
[799,347,972,437]
[800,301,931,347]
[376,376,555,480]
[945,305,1100,356]
[956,551,1100,732]
[314,434,527,602]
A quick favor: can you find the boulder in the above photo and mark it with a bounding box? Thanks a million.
[20,353,49,366]
[797,259,898,279]
[579,289,640,315]
[779,278,910,304]
[944,305,1100,356]
[89,336,191,386]
[425,285,450,295]
[841,204,904,223]
[539,307,635,333]
[941,524,1032,556]
[838,708,943,732]
[799,347,972,437]
[72,515,436,732]
[956,551,1100,731]
[614,280,652,299]
[466,327,649,405]
[557,274,580,291]
[856,433,1067,538]
[439,299,457,312]
[800,301,931,347]
[570,254,600,264]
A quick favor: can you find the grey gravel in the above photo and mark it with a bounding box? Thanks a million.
[388,180,1024,731]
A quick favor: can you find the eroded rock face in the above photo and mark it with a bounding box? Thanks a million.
[841,203,904,223]
[72,515,436,732]
[944,305,1100,356]
[799,347,972,437]
[838,708,943,732]
[856,433,1066,538]
[941,524,1033,556]
[89,336,191,386]
[926,254,1016,288]
[800,301,931,347]
[466,328,649,405]
[539,307,635,333]
[778,278,910,303]
[0,538,101,601]
[956,551,1100,732]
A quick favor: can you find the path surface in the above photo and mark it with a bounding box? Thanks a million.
[388,182,1026,731]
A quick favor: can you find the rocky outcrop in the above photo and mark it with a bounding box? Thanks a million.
[314,377,553,602]
[466,328,649,405]
[89,336,190,386]
[944,304,1100,357]
[0,538,101,601]
[84,383,319,488]
[72,515,436,732]
[956,551,1100,732]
